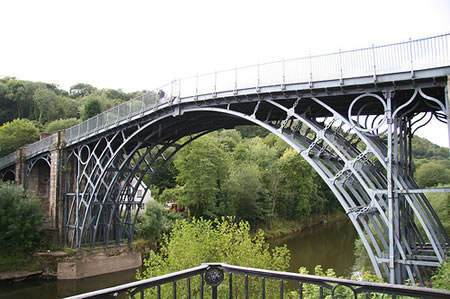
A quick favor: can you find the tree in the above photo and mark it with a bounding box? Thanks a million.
[0,81,16,124]
[0,119,39,158]
[137,217,290,298]
[135,200,184,242]
[415,161,450,188]
[69,83,97,98]
[0,182,43,253]
[82,98,102,120]
[60,96,81,119]
[33,87,59,124]
[5,80,35,119]
[222,162,270,225]
[174,135,229,218]
[277,148,317,219]
[431,258,450,290]
[45,118,80,134]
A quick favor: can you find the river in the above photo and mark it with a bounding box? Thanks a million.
[0,218,357,298]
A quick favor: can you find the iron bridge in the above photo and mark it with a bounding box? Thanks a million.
[0,34,449,285]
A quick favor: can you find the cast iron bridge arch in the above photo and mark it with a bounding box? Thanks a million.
[1,34,449,285]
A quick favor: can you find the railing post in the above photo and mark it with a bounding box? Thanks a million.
[372,44,377,82]
[214,71,217,97]
[409,38,415,78]
[339,49,343,85]
[205,266,224,299]
[309,54,313,88]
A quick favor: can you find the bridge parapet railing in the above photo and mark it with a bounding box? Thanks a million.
[64,263,450,299]
[62,33,449,144]
[0,152,17,170]
[24,135,53,158]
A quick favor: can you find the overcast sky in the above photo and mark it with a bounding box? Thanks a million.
[0,0,449,146]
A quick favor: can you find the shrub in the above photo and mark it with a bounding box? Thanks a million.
[431,258,450,290]
[45,118,80,134]
[137,217,290,297]
[0,182,43,253]
[134,200,184,242]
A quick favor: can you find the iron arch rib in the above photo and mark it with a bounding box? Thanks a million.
[64,86,448,285]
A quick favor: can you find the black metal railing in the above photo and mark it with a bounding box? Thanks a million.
[64,263,450,299]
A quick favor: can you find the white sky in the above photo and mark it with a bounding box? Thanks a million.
[0,0,449,147]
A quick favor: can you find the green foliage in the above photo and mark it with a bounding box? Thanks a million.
[0,182,43,253]
[412,136,449,160]
[158,130,339,225]
[277,148,316,218]
[69,83,97,98]
[148,157,179,194]
[33,87,61,124]
[415,161,450,188]
[223,162,269,225]
[82,98,102,120]
[431,258,450,290]
[289,265,386,299]
[157,186,183,204]
[174,134,229,218]
[235,125,270,138]
[426,185,450,234]
[44,118,80,134]
[0,118,39,157]
[135,200,184,241]
[137,217,290,298]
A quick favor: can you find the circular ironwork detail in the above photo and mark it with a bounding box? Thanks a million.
[348,93,387,133]
[205,267,224,287]
[331,283,356,299]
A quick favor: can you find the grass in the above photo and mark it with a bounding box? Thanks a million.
[260,211,348,239]
[0,253,41,272]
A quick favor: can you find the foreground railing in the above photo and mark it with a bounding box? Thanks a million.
[65,263,450,299]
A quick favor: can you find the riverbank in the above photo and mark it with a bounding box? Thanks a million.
[261,211,348,239]
[0,247,141,284]
[0,212,348,283]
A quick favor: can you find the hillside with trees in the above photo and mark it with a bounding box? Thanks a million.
[0,77,145,158]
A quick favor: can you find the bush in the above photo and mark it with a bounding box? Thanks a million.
[134,200,184,241]
[415,161,450,188]
[0,118,39,158]
[0,182,43,253]
[45,118,80,134]
[431,258,450,290]
[137,217,290,297]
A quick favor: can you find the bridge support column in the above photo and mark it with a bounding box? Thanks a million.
[14,147,26,186]
[48,131,66,245]
[446,76,450,152]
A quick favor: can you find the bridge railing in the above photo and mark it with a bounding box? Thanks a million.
[0,152,17,169]
[64,33,449,145]
[64,263,450,299]
[24,135,53,158]
[0,136,53,170]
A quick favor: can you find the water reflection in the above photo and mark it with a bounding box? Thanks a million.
[269,218,358,278]
[0,267,138,299]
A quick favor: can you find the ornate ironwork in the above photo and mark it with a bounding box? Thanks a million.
[62,263,450,299]
[205,266,224,287]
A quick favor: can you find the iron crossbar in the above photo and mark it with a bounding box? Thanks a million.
[64,263,450,299]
